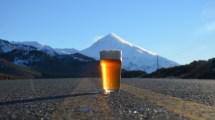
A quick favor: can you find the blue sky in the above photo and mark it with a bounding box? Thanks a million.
[0,0,215,64]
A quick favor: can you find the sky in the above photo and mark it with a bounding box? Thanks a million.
[0,0,215,65]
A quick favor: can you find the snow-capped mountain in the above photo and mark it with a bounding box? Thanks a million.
[1,38,99,78]
[0,39,91,67]
[12,41,79,55]
[55,48,79,55]
[0,39,15,53]
[1,33,179,73]
[81,33,179,73]
[0,39,37,53]
[12,41,56,56]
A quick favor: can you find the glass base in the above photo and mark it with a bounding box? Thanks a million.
[104,89,119,94]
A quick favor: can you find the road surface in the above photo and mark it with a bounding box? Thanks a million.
[0,78,215,120]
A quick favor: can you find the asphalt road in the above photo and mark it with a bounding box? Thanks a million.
[0,78,215,120]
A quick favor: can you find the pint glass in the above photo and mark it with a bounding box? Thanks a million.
[100,50,122,93]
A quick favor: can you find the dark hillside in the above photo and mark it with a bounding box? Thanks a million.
[148,58,215,79]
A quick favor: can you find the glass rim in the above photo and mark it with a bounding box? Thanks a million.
[100,50,122,60]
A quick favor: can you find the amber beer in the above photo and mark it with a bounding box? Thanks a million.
[100,50,122,93]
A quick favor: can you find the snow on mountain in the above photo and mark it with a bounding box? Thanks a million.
[12,41,80,55]
[13,44,37,52]
[55,48,79,55]
[81,33,179,73]
[0,39,36,53]
[0,39,15,53]
[12,41,56,56]
[13,58,29,67]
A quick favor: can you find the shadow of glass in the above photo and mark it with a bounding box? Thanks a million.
[0,91,103,106]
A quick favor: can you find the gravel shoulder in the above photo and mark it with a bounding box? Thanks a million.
[122,78,215,106]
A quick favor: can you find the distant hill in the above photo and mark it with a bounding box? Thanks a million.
[121,70,147,78]
[0,58,41,79]
[148,58,215,79]
[0,49,100,78]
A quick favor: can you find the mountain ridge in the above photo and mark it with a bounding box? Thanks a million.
[12,41,79,55]
[0,38,100,78]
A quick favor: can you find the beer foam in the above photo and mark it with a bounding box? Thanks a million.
[100,50,122,60]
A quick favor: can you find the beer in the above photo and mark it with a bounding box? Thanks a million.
[100,50,122,93]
